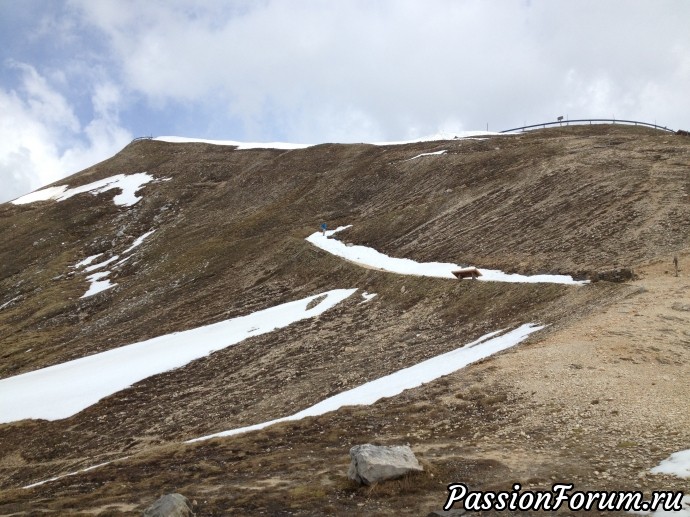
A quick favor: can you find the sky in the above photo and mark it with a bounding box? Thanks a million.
[1,0,689,203]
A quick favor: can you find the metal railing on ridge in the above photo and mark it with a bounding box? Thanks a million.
[500,118,675,134]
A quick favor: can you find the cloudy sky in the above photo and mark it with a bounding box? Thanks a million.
[1,0,689,203]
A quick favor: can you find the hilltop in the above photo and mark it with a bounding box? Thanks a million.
[0,125,689,515]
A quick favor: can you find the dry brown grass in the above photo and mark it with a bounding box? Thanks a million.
[1,125,689,515]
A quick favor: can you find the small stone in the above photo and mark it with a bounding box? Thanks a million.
[143,493,194,517]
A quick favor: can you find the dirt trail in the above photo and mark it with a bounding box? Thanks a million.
[443,250,690,512]
[502,251,690,440]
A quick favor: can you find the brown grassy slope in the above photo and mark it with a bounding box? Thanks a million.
[0,125,689,515]
[2,259,688,516]
[1,125,688,375]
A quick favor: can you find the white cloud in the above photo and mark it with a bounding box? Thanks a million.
[0,63,132,203]
[3,0,690,203]
[65,0,690,142]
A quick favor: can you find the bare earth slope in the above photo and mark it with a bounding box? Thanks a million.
[0,125,688,515]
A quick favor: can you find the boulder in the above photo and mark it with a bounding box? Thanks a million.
[143,493,194,517]
[348,444,423,485]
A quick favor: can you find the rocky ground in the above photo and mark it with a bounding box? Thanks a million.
[0,125,689,515]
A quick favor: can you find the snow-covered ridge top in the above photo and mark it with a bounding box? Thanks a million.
[154,131,503,150]
[155,136,311,150]
[11,173,154,207]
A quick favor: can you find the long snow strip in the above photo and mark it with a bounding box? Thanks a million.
[155,136,311,150]
[23,461,115,490]
[0,289,356,423]
[307,226,587,285]
[154,131,503,150]
[11,173,154,207]
[189,323,544,443]
[407,150,447,160]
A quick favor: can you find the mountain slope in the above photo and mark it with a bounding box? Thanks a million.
[0,125,689,515]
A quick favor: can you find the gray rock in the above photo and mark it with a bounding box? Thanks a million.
[671,302,690,312]
[427,510,467,516]
[143,493,194,517]
[348,444,423,485]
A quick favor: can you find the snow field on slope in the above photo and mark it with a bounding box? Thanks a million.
[11,173,154,207]
[189,323,544,442]
[308,226,588,285]
[0,289,357,423]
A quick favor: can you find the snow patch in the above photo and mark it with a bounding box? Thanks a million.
[123,229,156,254]
[113,256,131,267]
[11,173,154,207]
[307,225,587,285]
[324,225,352,237]
[407,150,447,160]
[73,253,104,268]
[72,229,157,298]
[81,272,116,298]
[0,296,21,311]
[10,186,68,204]
[189,323,543,442]
[0,289,356,423]
[84,255,120,272]
[651,449,690,478]
[23,461,115,489]
[360,292,377,303]
[627,451,690,515]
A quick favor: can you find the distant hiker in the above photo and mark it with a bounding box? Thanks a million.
[321,223,328,236]
[674,255,679,277]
